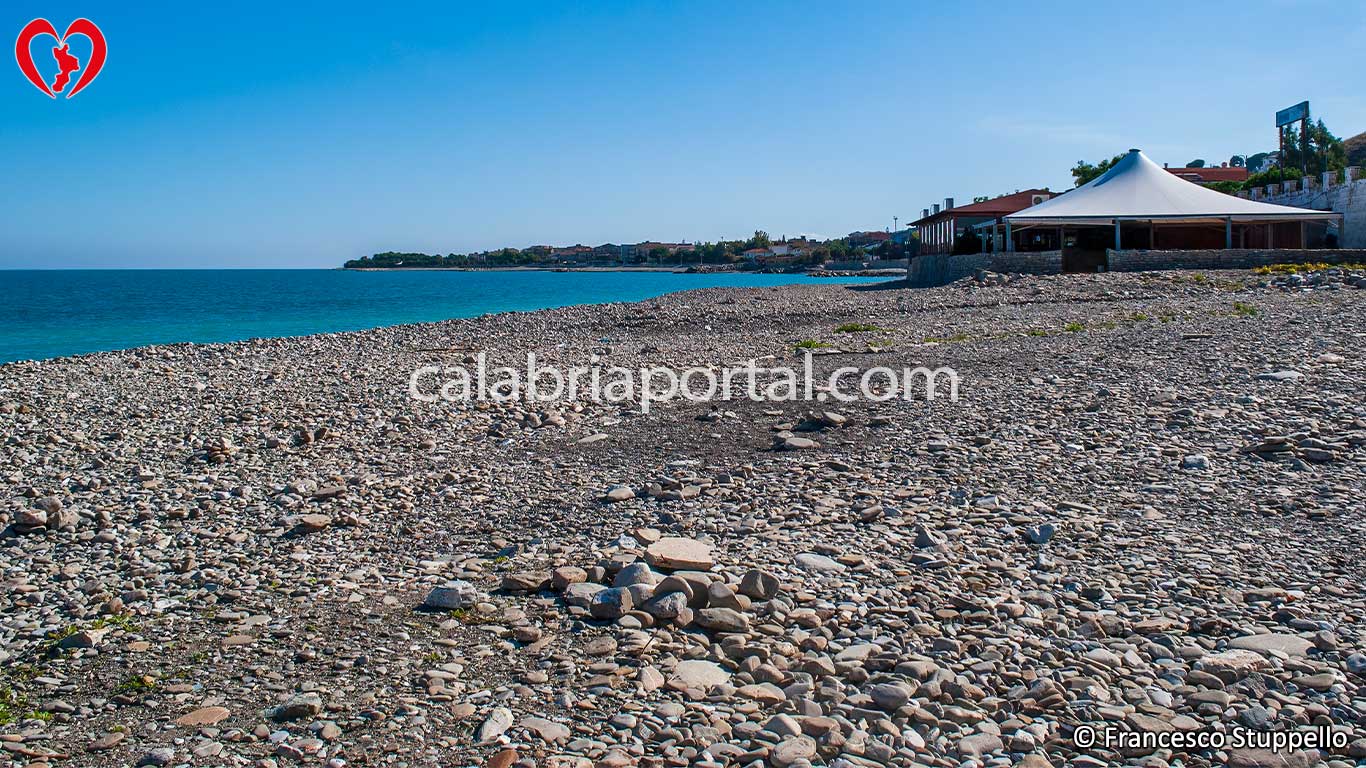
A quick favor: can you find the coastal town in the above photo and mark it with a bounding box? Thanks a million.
[343,230,914,273]
[346,117,1366,283]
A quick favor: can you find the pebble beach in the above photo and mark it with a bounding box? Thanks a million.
[1,268,1364,768]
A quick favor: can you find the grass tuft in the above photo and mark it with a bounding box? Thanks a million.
[114,675,157,696]
[793,339,833,350]
[1253,262,1366,275]
[0,687,21,725]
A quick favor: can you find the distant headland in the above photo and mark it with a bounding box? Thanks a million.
[343,230,916,272]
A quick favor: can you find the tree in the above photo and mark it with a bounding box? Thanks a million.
[1243,166,1305,190]
[1206,181,1243,196]
[1070,154,1123,187]
[1245,152,1273,173]
[1280,118,1347,176]
[1185,159,1206,168]
[751,230,771,249]
[1229,155,1246,168]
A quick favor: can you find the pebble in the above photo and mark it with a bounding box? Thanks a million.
[2,269,1362,767]
[423,581,481,610]
[645,537,715,570]
[477,707,515,743]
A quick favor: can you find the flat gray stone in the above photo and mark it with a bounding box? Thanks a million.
[645,537,714,571]
[794,552,845,572]
[1229,633,1314,657]
[670,659,730,689]
[423,581,480,611]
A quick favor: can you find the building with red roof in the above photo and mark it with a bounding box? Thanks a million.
[1163,165,1249,184]
[911,189,1057,255]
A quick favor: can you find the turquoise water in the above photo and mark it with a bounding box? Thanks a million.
[0,269,892,363]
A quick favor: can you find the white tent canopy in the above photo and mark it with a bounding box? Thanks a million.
[1005,149,1340,226]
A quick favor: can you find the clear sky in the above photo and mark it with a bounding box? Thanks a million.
[3,1,1363,268]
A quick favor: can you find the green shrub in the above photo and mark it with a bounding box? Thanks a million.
[834,322,885,333]
[1243,167,1303,190]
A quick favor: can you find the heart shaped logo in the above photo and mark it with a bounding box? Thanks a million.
[15,18,106,99]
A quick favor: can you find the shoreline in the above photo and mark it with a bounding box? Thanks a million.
[343,265,910,277]
[0,270,901,366]
[1,269,1362,765]
[344,265,693,273]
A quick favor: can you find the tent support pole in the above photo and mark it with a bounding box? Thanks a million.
[1225,218,1232,249]
[1114,220,1121,251]
[1005,220,1013,252]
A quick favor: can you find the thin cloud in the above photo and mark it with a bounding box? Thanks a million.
[975,117,1128,147]
[973,116,1188,156]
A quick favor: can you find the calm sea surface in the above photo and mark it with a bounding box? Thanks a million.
[0,269,893,363]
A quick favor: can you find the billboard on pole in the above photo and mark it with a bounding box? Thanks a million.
[1275,101,1309,127]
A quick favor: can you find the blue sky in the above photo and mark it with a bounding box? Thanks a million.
[3,1,1363,268]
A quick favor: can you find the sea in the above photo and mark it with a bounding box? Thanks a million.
[0,269,895,363]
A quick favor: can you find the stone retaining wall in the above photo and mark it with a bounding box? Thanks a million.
[908,251,1060,286]
[990,251,1063,275]
[1106,248,1366,272]
[907,253,990,287]
[1242,174,1365,248]
[908,248,1366,285]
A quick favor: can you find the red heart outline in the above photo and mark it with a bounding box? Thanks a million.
[15,18,106,99]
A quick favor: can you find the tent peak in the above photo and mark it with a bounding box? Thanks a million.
[1005,146,1339,224]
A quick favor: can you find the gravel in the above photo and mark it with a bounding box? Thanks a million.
[0,266,1363,766]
